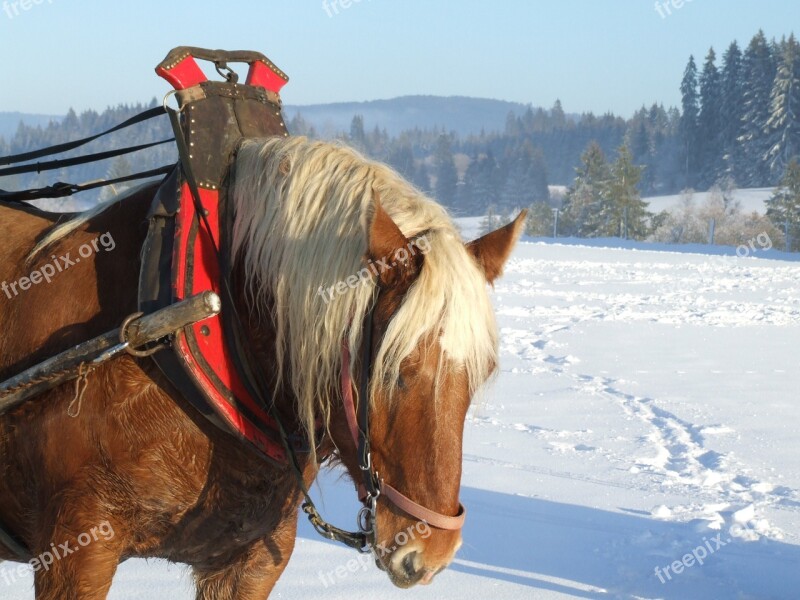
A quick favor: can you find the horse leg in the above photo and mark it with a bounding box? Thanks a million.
[193,519,297,600]
[32,493,122,600]
[32,527,121,600]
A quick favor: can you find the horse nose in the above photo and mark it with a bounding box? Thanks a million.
[401,550,420,578]
[388,547,427,587]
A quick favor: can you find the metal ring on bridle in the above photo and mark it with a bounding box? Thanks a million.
[119,312,168,357]
[357,489,379,535]
[162,89,181,113]
[357,505,374,535]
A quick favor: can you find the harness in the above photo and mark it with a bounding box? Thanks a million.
[0,46,464,562]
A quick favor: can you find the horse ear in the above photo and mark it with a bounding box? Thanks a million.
[367,193,422,287]
[466,210,527,284]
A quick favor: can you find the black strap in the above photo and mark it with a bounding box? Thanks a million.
[0,139,174,178]
[0,165,174,203]
[358,307,378,497]
[0,106,167,167]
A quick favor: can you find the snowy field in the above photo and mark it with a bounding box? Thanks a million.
[4,235,800,599]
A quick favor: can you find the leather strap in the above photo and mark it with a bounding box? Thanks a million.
[341,346,466,530]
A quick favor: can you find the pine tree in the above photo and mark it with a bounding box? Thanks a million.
[765,34,800,180]
[479,204,501,235]
[387,140,415,180]
[412,162,430,194]
[349,115,366,151]
[433,135,458,207]
[720,41,745,181]
[551,99,567,129]
[463,151,499,215]
[630,115,655,193]
[529,147,550,202]
[698,48,723,187]
[679,55,701,188]
[561,141,610,237]
[525,201,554,237]
[500,142,549,211]
[600,145,650,239]
[738,31,777,186]
[766,158,800,250]
[100,156,132,201]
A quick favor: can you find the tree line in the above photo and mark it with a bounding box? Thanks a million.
[0,28,797,246]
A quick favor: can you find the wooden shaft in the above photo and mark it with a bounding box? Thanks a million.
[0,292,221,414]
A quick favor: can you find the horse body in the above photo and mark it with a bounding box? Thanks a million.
[0,189,308,598]
[0,136,525,599]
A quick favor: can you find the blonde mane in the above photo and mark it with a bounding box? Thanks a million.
[231,136,498,448]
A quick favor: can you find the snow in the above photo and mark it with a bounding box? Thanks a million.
[644,187,775,215]
[4,234,800,599]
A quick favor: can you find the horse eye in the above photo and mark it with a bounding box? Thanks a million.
[397,374,406,390]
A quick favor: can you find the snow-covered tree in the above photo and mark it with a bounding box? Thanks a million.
[720,41,745,181]
[766,158,800,250]
[525,201,555,237]
[698,48,723,187]
[599,145,650,239]
[765,34,800,180]
[679,55,701,188]
[561,142,610,237]
[738,31,777,186]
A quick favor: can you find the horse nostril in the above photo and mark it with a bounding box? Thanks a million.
[401,551,419,578]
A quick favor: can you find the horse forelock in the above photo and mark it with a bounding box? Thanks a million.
[230,136,498,448]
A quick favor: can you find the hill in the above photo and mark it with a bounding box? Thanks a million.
[283,95,531,137]
[0,112,61,140]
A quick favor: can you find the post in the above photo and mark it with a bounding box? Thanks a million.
[786,219,790,252]
[623,206,629,240]
[552,208,559,238]
[708,217,715,245]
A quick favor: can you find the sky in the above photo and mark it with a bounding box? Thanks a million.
[0,1,797,118]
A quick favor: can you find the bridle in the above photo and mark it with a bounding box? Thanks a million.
[301,305,466,555]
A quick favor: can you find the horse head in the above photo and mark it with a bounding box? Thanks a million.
[331,197,526,587]
[231,136,525,589]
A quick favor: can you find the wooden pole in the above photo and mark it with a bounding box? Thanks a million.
[0,291,221,415]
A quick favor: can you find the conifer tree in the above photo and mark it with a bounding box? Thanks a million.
[433,135,458,207]
[738,31,777,186]
[561,142,610,237]
[680,56,700,188]
[600,145,649,239]
[698,48,723,187]
[765,34,800,180]
[766,158,800,250]
[720,41,745,181]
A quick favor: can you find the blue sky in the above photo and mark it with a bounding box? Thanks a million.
[0,1,796,117]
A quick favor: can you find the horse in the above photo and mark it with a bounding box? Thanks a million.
[0,135,525,599]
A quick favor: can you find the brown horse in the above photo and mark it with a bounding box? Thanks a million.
[0,135,525,599]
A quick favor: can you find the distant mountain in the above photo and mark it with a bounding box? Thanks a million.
[284,95,530,137]
[0,112,62,140]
